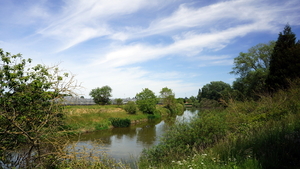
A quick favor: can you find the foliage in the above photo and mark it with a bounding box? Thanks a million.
[200,81,231,102]
[115,98,123,107]
[176,98,185,105]
[199,98,222,109]
[266,24,300,92]
[140,80,300,169]
[89,85,112,105]
[231,41,276,100]
[136,88,157,114]
[109,118,131,128]
[123,101,137,114]
[159,87,174,102]
[140,109,227,165]
[0,48,78,168]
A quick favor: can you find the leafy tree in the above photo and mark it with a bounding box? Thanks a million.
[0,49,78,167]
[124,101,137,114]
[89,85,112,105]
[159,87,174,98]
[115,98,123,107]
[159,87,175,104]
[230,41,275,99]
[266,24,300,91]
[176,98,185,105]
[136,88,157,114]
[159,87,177,114]
[189,96,197,103]
[200,81,231,101]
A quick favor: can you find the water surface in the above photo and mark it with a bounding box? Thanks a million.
[68,109,199,162]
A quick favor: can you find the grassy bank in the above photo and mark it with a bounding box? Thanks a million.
[62,103,183,133]
[139,83,300,169]
[62,105,149,132]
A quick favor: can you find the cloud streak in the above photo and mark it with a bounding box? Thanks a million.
[1,0,300,98]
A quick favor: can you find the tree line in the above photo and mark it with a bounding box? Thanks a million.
[189,24,300,108]
[89,85,181,115]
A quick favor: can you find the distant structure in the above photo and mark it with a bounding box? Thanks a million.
[61,96,136,105]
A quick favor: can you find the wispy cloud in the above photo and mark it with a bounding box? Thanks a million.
[1,0,300,98]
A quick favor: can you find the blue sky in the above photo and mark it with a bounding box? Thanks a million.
[1,0,300,98]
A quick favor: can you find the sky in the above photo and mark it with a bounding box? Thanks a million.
[1,0,300,98]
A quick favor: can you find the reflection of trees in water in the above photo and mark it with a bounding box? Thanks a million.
[188,108,198,113]
[1,143,63,169]
[164,115,177,125]
[137,124,156,146]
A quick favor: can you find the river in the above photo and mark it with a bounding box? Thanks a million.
[67,108,199,163]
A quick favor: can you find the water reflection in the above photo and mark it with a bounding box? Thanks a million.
[68,109,199,161]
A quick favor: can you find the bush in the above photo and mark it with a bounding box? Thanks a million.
[140,109,227,165]
[109,118,131,128]
[123,101,137,114]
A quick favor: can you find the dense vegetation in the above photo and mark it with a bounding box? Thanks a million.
[140,80,300,168]
[0,49,79,168]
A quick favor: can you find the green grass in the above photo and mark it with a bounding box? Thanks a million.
[139,81,300,169]
[63,105,148,132]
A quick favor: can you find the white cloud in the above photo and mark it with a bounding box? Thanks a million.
[2,0,300,98]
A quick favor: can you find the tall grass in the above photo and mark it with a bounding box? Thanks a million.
[63,105,148,132]
[139,81,300,168]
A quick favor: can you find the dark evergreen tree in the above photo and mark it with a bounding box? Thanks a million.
[197,89,201,101]
[266,24,300,91]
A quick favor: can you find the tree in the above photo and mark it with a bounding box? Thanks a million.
[197,89,202,101]
[124,101,137,114]
[230,41,275,99]
[266,24,300,91]
[115,98,123,107]
[89,85,112,105]
[0,49,79,167]
[200,81,231,101]
[159,87,177,113]
[136,88,157,114]
[159,87,175,104]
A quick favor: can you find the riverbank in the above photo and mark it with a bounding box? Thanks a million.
[139,84,300,169]
[62,104,174,134]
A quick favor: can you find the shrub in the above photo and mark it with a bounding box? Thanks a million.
[109,118,131,128]
[123,101,137,114]
[140,109,227,165]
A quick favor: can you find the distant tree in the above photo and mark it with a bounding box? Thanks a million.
[159,87,174,98]
[201,81,231,101]
[115,98,123,107]
[231,41,275,99]
[136,88,157,114]
[159,87,177,113]
[89,85,112,105]
[266,24,300,91]
[197,89,202,101]
[189,96,197,103]
[159,87,175,104]
[176,98,185,105]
